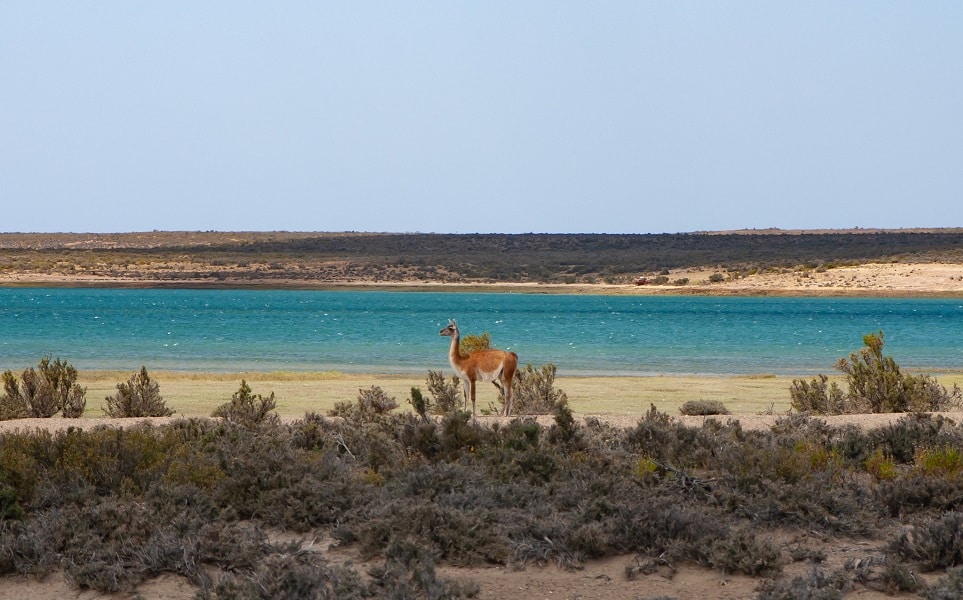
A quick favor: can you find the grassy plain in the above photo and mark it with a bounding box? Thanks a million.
[78,369,963,420]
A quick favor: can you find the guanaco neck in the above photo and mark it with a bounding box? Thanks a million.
[448,329,467,366]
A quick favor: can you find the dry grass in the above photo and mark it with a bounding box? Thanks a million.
[71,370,963,420]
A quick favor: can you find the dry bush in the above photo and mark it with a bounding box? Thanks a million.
[510,363,567,415]
[0,356,86,419]
[869,413,963,464]
[212,380,279,429]
[891,511,963,570]
[329,386,398,423]
[104,366,173,417]
[10,398,963,595]
[927,567,963,600]
[790,374,846,414]
[425,369,462,414]
[756,569,849,599]
[708,527,783,576]
[679,399,730,416]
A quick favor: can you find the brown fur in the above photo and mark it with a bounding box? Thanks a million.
[439,319,518,416]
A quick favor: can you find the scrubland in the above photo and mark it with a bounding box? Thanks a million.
[2,369,963,599]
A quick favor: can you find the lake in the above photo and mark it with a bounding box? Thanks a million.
[0,288,961,375]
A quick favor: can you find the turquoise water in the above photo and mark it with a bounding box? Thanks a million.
[0,288,961,375]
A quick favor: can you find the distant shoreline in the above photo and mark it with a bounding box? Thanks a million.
[2,261,962,298]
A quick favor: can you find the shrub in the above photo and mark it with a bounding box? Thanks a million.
[104,366,173,417]
[459,332,491,354]
[865,448,898,481]
[869,413,963,464]
[0,356,87,419]
[927,567,963,600]
[0,484,24,521]
[837,332,961,413]
[915,445,963,479]
[329,386,398,424]
[212,380,279,429]
[679,400,730,416]
[409,387,429,422]
[709,527,783,576]
[547,397,580,447]
[790,374,846,415]
[756,569,848,599]
[891,511,963,570]
[425,370,462,414]
[791,332,961,415]
[511,363,567,415]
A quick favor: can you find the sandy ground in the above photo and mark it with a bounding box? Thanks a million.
[704,262,963,296]
[3,261,963,296]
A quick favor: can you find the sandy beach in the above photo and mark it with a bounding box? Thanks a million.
[3,261,963,296]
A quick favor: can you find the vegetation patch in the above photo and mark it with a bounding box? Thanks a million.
[3,230,961,285]
[104,366,174,417]
[0,402,961,596]
[679,399,730,415]
[1,356,86,419]
[790,332,961,415]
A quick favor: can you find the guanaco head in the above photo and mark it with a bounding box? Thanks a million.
[439,319,458,337]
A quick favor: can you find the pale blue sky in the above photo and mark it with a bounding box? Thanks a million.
[2,3,961,234]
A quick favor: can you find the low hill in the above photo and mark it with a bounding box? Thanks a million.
[1,229,961,286]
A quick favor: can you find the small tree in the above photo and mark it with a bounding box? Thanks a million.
[213,380,279,428]
[409,387,429,422]
[0,356,86,419]
[104,367,173,417]
[837,332,904,413]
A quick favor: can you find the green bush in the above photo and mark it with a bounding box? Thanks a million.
[0,356,86,419]
[212,380,279,429]
[459,332,491,354]
[838,332,961,413]
[791,332,961,415]
[679,400,730,416]
[329,386,398,424]
[790,374,846,415]
[408,386,429,422]
[104,366,173,417]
